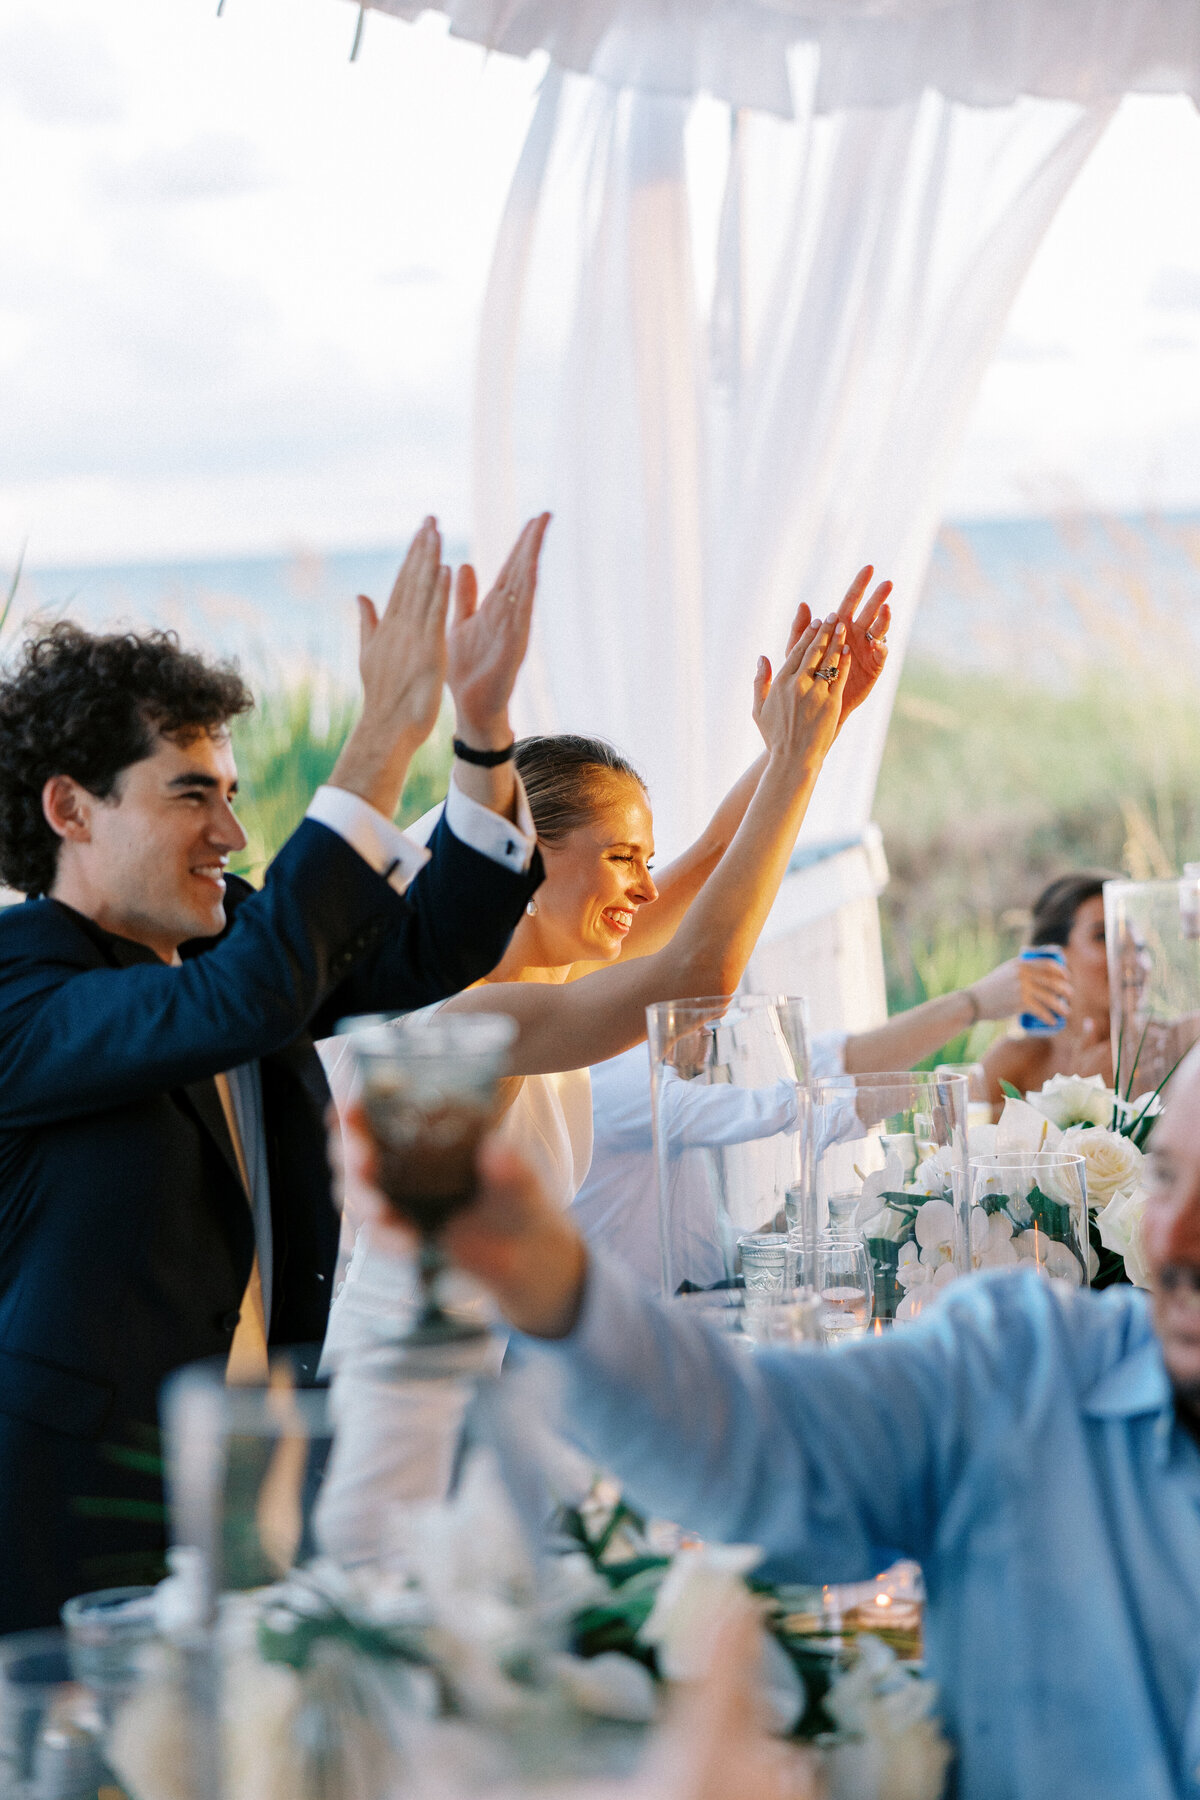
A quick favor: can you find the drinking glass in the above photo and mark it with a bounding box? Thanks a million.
[671,1288,824,1350]
[0,1628,113,1796]
[1104,879,1200,1099]
[647,996,811,1297]
[341,1012,518,1345]
[817,1236,874,1341]
[813,1071,970,1324]
[968,1150,1090,1286]
[736,1232,794,1292]
[60,1586,158,1722]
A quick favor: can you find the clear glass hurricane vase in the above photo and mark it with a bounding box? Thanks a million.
[647,995,811,1298]
[813,1072,970,1324]
[968,1151,1090,1288]
[1104,878,1200,1100]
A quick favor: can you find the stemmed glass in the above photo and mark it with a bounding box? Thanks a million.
[817,1235,874,1340]
[341,1012,518,1346]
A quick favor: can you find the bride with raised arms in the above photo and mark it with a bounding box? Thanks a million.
[314,560,890,1552]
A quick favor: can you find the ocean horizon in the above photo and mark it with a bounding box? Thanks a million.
[8,509,1200,691]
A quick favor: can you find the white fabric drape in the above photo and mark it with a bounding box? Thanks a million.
[358,2,1200,116]
[471,75,1113,851]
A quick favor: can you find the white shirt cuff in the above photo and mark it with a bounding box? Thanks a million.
[443,771,537,875]
[306,787,431,896]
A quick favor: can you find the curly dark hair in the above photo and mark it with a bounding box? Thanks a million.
[0,623,254,896]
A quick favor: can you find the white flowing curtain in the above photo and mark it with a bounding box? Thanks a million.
[360,0,1200,853]
[471,74,1109,851]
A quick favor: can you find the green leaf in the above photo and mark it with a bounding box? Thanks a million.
[1026,1182,1072,1243]
[1000,1079,1024,1101]
[864,1236,905,1321]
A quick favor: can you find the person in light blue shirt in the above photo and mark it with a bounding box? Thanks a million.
[347,1038,1200,1800]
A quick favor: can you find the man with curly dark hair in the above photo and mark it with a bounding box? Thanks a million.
[0,511,550,1628]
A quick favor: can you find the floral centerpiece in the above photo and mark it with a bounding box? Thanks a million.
[1014,1073,1155,1288]
[855,1072,1157,1319]
[104,1459,951,1800]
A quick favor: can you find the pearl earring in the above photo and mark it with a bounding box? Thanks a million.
[526,898,539,917]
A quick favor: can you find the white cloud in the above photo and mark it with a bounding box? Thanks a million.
[1,7,1200,565]
[96,132,273,203]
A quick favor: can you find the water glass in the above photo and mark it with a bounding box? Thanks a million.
[817,1236,874,1341]
[737,1231,793,1292]
[672,1289,823,1351]
[60,1586,158,1721]
[0,1628,112,1796]
[968,1150,1090,1286]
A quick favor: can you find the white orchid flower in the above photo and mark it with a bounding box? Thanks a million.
[913,1198,957,1266]
[968,1208,1019,1269]
[908,1145,960,1198]
[1013,1231,1083,1285]
[854,1153,908,1229]
[996,1097,1064,1154]
[895,1242,928,1291]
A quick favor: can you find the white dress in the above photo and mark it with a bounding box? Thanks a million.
[313,1020,593,1559]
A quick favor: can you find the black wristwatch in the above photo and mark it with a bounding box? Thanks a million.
[452,737,516,768]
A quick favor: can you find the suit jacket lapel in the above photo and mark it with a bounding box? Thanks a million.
[50,904,251,1203]
[177,1077,249,1200]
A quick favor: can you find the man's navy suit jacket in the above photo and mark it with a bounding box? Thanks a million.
[0,811,540,1627]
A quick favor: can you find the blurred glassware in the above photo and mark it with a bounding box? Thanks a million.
[60,1587,157,1725]
[736,1231,794,1292]
[813,1071,970,1325]
[339,1012,518,1346]
[1104,878,1200,1097]
[671,1288,824,1350]
[968,1150,1090,1287]
[0,1627,116,1799]
[647,996,812,1298]
[817,1236,874,1341]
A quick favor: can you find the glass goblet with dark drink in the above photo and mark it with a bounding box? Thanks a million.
[341,1012,518,1346]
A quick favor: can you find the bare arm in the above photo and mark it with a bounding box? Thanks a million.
[843,954,1072,1074]
[620,567,892,962]
[444,616,854,1074]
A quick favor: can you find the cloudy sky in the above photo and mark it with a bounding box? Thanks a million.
[2,0,1200,569]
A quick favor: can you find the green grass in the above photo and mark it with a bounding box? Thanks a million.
[876,659,1200,1025]
[230,686,454,884]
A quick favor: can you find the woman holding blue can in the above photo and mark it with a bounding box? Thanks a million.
[982,872,1116,1108]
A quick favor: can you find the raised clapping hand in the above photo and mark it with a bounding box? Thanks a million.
[751,613,851,769]
[447,513,551,818]
[447,514,550,749]
[785,566,892,736]
[329,516,451,818]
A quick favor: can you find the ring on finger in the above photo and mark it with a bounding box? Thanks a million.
[813,665,839,682]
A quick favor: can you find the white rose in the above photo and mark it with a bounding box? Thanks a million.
[639,1543,761,1682]
[1025,1073,1117,1130]
[1096,1184,1153,1288]
[1059,1125,1143,1211]
[551,1651,658,1722]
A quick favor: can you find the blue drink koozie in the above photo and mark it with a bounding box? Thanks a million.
[1019,945,1067,1035]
